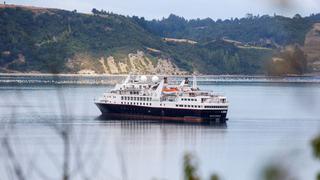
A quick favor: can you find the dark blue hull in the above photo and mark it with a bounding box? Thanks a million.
[95,103,228,124]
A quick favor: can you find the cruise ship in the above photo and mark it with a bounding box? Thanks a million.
[95,75,229,123]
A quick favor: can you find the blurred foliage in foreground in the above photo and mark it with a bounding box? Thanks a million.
[312,135,320,180]
[183,153,220,180]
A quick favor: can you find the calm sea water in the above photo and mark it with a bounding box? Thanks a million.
[0,80,320,180]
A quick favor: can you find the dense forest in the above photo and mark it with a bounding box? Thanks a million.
[134,13,320,46]
[0,5,319,74]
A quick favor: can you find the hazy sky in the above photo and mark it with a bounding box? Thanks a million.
[6,0,320,20]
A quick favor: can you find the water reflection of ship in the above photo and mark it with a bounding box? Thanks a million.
[97,113,228,125]
[96,113,227,145]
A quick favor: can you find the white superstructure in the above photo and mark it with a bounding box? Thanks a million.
[95,75,228,111]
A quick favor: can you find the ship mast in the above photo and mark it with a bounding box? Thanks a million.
[192,75,197,89]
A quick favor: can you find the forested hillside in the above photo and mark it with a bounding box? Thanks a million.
[137,13,320,46]
[0,4,319,74]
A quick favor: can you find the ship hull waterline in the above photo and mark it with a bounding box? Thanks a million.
[95,103,228,124]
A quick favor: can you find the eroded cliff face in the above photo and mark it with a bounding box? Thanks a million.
[67,51,187,75]
[304,23,320,71]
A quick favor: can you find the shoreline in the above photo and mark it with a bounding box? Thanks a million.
[0,73,319,78]
[0,73,319,85]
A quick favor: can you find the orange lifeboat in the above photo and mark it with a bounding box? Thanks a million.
[162,87,179,94]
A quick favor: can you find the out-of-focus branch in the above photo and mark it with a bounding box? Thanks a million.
[269,0,293,8]
[2,138,25,180]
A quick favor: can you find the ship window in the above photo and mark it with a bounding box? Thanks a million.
[121,96,123,100]
[176,105,178,107]
[134,97,136,101]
